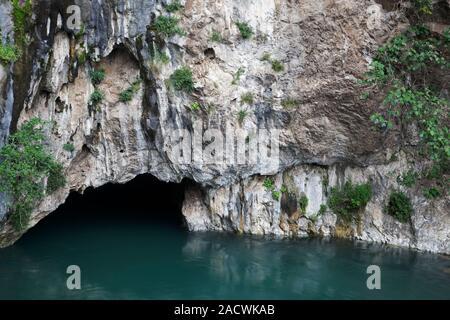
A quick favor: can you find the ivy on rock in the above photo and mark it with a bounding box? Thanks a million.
[0,118,66,231]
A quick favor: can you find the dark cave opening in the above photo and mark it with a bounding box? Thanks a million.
[26,174,189,235]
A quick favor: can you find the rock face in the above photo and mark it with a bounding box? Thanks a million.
[0,0,448,254]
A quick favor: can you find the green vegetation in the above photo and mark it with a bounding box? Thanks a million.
[362,1,449,199]
[77,49,88,65]
[298,194,309,213]
[0,118,66,231]
[328,181,372,223]
[119,79,142,103]
[154,49,170,65]
[423,187,441,199]
[190,102,201,112]
[153,16,185,38]
[280,185,288,194]
[11,0,33,46]
[210,31,223,43]
[271,59,284,72]
[63,143,75,153]
[241,92,254,105]
[318,204,327,216]
[0,43,20,64]
[170,67,194,92]
[89,69,106,85]
[237,109,248,125]
[231,67,245,85]
[411,0,433,15]
[281,98,298,109]
[425,160,449,180]
[75,24,86,40]
[272,190,281,201]
[263,177,275,191]
[262,177,283,201]
[235,21,253,39]
[165,1,183,13]
[386,191,413,223]
[90,89,105,109]
[260,53,285,73]
[359,92,370,100]
[364,22,449,166]
[397,170,418,188]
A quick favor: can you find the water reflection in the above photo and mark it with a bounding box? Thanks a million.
[0,218,449,300]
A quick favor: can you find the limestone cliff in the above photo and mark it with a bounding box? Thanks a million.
[0,0,448,254]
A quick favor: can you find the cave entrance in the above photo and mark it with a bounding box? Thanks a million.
[35,174,188,233]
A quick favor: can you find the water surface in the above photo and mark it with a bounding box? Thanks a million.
[0,176,449,300]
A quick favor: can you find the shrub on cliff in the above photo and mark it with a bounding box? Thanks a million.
[153,16,185,38]
[90,89,105,109]
[235,22,253,39]
[165,1,183,13]
[89,68,106,85]
[0,118,66,231]
[170,67,194,92]
[363,1,449,195]
[386,191,413,223]
[0,43,20,64]
[328,181,372,223]
[119,79,142,103]
[298,195,309,214]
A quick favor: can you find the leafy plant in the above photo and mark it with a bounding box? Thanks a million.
[328,181,372,223]
[272,190,281,201]
[281,98,298,109]
[154,49,170,65]
[318,204,327,216]
[153,16,185,38]
[119,90,133,103]
[235,21,253,39]
[63,143,75,153]
[11,0,32,46]
[397,170,418,188]
[90,89,105,108]
[280,185,288,194]
[165,1,183,13]
[360,92,370,100]
[263,178,275,191]
[0,43,20,64]
[170,67,194,92]
[241,92,254,105]
[386,191,413,223]
[231,67,245,85]
[271,59,284,72]
[411,0,433,16]
[423,187,441,199]
[89,69,106,85]
[210,31,223,43]
[237,109,248,125]
[77,50,88,65]
[119,79,142,103]
[75,24,86,40]
[364,23,449,164]
[298,195,309,213]
[0,118,66,231]
[190,102,201,112]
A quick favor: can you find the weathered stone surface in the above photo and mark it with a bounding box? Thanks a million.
[0,0,448,253]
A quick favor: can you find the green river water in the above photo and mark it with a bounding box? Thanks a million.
[0,175,449,300]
